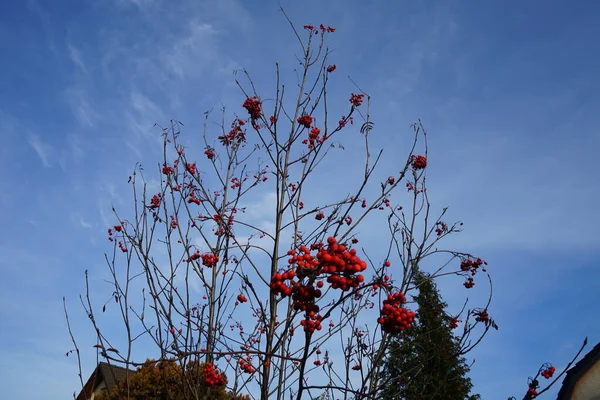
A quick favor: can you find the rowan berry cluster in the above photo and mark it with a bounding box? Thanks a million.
[269,237,367,332]
[186,163,196,175]
[237,294,248,303]
[411,154,427,170]
[162,164,175,175]
[203,362,226,388]
[474,309,489,323]
[349,93,365,107]
[377,292,415,334]
[218,119,247,147]
[201,253,219,268]
[525,379,539,399]
[541,365,556,379]
[297,114,313,128]
[463,277,475,288]
[302,126,327,149]
[300,314,324,333]
[435,221,448,236]
[460,257,486,275]
[238,358,255,373]
[107,224,124,242]
[326,64,336,72]
[187,191,201,205]
[449,317,460,329]
[149,194,161,209]
[204,148,215,160]
[242,97,262,121]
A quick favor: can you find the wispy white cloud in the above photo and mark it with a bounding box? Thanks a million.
[118,0,156,8]
[162,21,232,80]
[66,87,98,128]
[68,44,88,74]
[28,134,53,167]
[71,212,93,229]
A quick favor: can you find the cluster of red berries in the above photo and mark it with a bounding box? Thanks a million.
[463,277,475,288]
[411,155,427,170]
[435,221,448,237]
[186,251,219,267]
[327,64,336,73]
[349,93,365,107]
[300,313,324,332]
[218,120,247,147]
[203,362,226,388]
[460,257,486,274]
[338,116,353,128]
[474,309,489,323]
[204,148,215,160]
[297,114,313,128]
[186,163,196,175]
[243,97,262,120]
[236,294,248,304]
[270,270,295,297]
[541,365,556,379]
[238,358,255,374]
[162,164,175,175]
[270,237,367,332]
[449,317,459,329]
[320,24,335,33]
[302,126,327,149]
[107,224,124,242]
[149,194,161,209]
[187,191,201,205]
[303,24,335,33]
[201,253,219,268]
[377,292,415,334]
[230,177,241,189]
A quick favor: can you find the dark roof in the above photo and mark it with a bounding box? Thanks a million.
[557,341,600,400]
[76,362,136,400]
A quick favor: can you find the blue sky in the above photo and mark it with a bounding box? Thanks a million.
[1,0,599,398]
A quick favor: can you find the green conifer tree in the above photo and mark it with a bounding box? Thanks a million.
[381,271,479,400]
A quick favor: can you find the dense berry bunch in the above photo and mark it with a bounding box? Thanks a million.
[270,237,367,332]
[162,164,174,175]
[377,292,415,334]
[541,365,556,379]
[201,253,219,268]
[349,93,365,107]
[202,362,226,388]
[463,277,475,288]
[474,309,489,323]
[149,194,161,209]
[242,97,262,120]
[297,114,313,128]
[460,257,486,274]
[411,155,427,170]
[218,119,247,147]
[186,163,197,175]
[204,148,215,160]
[238,358,255,374]
[302,126,327,149]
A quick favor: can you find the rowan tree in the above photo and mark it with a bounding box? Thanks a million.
[66,9,497,400]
